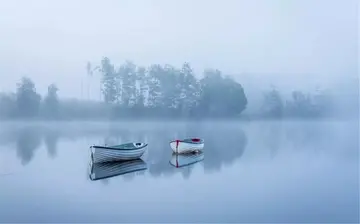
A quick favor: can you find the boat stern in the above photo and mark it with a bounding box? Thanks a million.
[170,140,180,153]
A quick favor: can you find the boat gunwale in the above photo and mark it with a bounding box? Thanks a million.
[91,143,148,151]
[169,139,204,144]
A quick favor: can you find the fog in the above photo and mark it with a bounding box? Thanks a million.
[0,0,358,101]
[0,1,359,222]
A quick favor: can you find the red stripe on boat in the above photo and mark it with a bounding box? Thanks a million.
[191,138,200,142]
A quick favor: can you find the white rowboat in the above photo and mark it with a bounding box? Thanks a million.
[90,142,148,163]
[169,138,204,154]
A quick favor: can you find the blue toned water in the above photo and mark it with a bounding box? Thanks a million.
[0,120,358,222]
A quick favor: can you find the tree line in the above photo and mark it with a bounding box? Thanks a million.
[0,58,334,120]
[258,87,334,119]
[95,58,247,118]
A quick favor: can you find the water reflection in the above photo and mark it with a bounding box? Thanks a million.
[0,121,357,223]
[143,122,248,179]
[284,121,338,151]
[1,121,345,176]
[44,129,59,159]
[1,122,248,178]
[169,151,205,168]
[167,151,205,180]
[259,121,283,158]
[89,159,147,181]
[15,126,42,166]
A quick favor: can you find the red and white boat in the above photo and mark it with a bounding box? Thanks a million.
[169,138,204,154]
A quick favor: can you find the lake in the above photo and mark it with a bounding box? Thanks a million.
[0,120,358,223]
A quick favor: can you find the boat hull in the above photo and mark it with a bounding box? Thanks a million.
[91,146,146,163]
[89,159,147,181]
[170,141,204,154]
[169,151,204,168]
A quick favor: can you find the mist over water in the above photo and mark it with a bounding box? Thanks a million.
[0,120,358,223]
[0,0,358,222]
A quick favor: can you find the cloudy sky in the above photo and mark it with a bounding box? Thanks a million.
[0,0,358,99]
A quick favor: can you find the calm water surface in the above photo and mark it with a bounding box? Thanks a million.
[0,120,358,222]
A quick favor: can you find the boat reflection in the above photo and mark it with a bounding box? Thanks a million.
[88,159,147,181]
[169,151,204,168]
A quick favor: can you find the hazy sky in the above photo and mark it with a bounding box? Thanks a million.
[0,0,358,99]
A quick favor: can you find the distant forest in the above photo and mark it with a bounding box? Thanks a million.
[0,58,335,120]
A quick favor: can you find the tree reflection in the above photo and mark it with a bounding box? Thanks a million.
[193,123,247,174]
[44,128,59,159]
[95,122,248,180]
[258,121,283,158]
[15,126,42,166]
[5,121,247,176]
[130,122,248,179]
[284,121,333,151]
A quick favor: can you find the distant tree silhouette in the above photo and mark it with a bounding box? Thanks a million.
[43,83,59,119]
[0,93,16,118]
[0,60,336,120]
[15,77,41,118]
[261,87,284,118]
